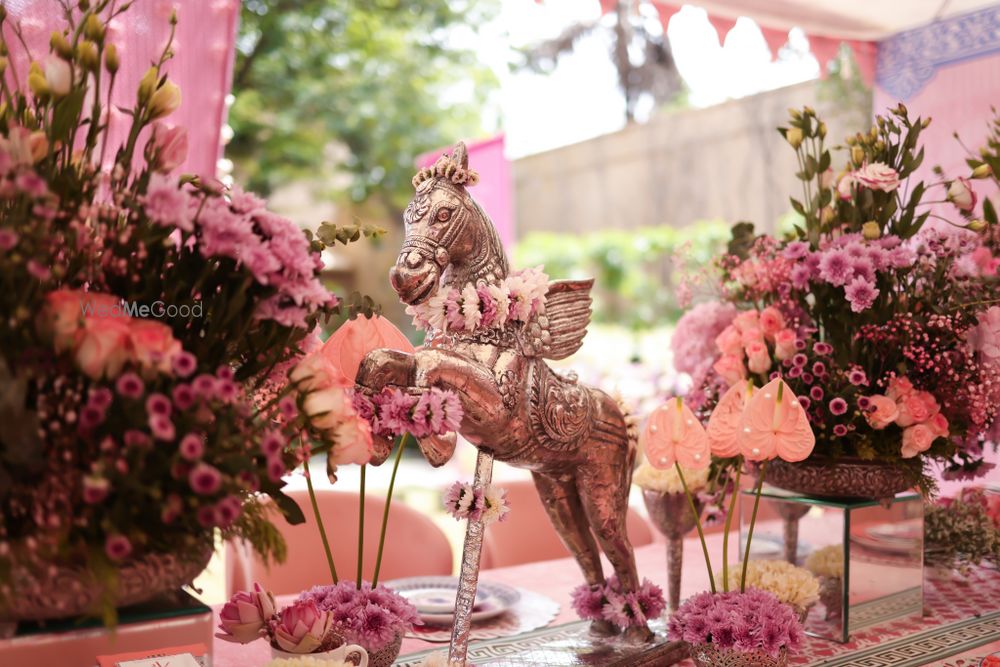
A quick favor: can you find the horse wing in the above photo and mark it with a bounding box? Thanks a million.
[533,279,593,360]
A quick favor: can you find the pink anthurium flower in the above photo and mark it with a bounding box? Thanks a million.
[320,314,415,383]
[738,378,815,462]
[706,381,754,458]
[643,397,710,470]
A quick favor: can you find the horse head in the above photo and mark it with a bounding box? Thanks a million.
[390,141,509,305]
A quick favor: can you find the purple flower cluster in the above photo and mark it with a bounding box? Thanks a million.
[570,576,665,630]
[669,589,804,658]
[352,386,462,438]
[297,581,420,651]
[787,234,915,313]
[142,176,335,329]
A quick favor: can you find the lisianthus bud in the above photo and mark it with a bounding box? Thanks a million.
[851,146,864,166]
[972,164,993,179]
[862,221,881,240]
[820,206,836,225]
[869,127,878,141]
[818,122,827,139]
[0,57,7,73]
[947,177,977,211]
[104,43,119,73]
[803,105,815,116]
[968,219,988,232]
[50,31,73,59]
[28,69,50,99]
[921,117,931,128]
[788,108,802,119]
[785,127,803,149]
[83,14,105,42]
[137,66,158,104]
[896,103,907,116]
[148,80,181,119]
[77,39,99,71]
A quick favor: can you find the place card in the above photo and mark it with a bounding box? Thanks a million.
[116,655,201,667]
[96,642,208,667]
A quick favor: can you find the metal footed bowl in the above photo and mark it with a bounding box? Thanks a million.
[366,630,403,667]
[690,643,789,667]
[1,543,213,622]
[765,458,913,500]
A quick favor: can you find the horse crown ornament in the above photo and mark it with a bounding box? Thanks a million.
[357,142,653,642]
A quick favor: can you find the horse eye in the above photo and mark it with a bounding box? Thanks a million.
[436,208,452,222]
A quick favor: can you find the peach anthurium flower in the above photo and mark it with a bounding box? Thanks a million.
[642,397,710,471]
[707,381,754,458]
[319,314,415,383]
[738,378,815,463]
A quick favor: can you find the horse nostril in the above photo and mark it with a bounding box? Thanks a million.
[405,251,423,269]
[389,266,405,291]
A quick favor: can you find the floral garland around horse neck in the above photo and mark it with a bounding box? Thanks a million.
[405,266,550,336]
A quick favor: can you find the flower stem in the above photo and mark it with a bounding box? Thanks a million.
[372,433,411,587]
[741,461,768,593]
[677,463,715,593]
[357,464,366,589]
[304,461,338,584]
[721,461,742,592]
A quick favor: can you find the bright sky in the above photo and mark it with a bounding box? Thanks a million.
[454,1,821,158]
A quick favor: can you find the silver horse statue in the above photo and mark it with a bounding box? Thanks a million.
[357,142,651,643]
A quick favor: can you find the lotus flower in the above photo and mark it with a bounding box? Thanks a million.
[706,381,754,458]
[272,599,334,654]
[643,397,710,470]
[215,583,276,644]
[738,378,815,462]
[320,314,414,383]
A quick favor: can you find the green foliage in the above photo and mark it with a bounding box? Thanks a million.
[229,0,498,209]
[514,221,729,330]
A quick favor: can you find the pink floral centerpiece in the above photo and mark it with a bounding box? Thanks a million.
[673,104,1000,497]
[0,2,385,624]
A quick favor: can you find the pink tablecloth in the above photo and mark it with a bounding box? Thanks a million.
[212,526,1000,666]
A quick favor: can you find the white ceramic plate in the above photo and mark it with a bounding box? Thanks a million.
[383,576,521,626]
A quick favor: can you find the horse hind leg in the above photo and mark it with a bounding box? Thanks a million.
[531,472,619,637]
[576,428,655,641]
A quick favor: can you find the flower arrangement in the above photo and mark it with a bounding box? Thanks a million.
[443,481,511,526]
[0,2,384,621]
[641,379,813,662]
[804,545,844,580]
[675,104,1000,490]
[669,589,804,660]
[405,266,549,335]
[297,581,420,653]
[924,489,1000,574]
[715,561,820,613]
[570,576,666,630]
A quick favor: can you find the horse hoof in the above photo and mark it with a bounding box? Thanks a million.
[623,624,654,643]
[589,619,620,636]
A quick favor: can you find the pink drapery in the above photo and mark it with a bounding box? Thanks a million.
[2,0,239,178]
[417,135,515,249]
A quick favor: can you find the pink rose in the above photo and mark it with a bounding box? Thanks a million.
[272,599,333,654]
[330,417,373,466]
[216,583,276,644]
[947,176,977,212]
[968,306,1000,360]
[38,290,119,353]
[928,412,949,438]
[290,351,351,392]
[852,162,900,193]
[715,325,743,356]
[713,354,746,386]
[732,311,760,333]
[302,386,354,431]
[745,341,771,374]
[741,327,765,347]
[146,121,189,173]
[128,319,182,376]
[759,307,786,338]
[896,394,931,427]
[886,376,915,401]
[916,391,940,419]
[836,172,853,200]
[74,316,131,380]
[865,394,898,429]
[901,424,935,459]
[773,329,797,360]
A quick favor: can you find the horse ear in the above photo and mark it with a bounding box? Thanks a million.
[452,141,469,170]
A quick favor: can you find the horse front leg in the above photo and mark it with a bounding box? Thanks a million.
[356,348,416,464]
[412,349,507,433]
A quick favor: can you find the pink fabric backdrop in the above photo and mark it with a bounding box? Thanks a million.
[2,0,239,178]
[417,134,514,248]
